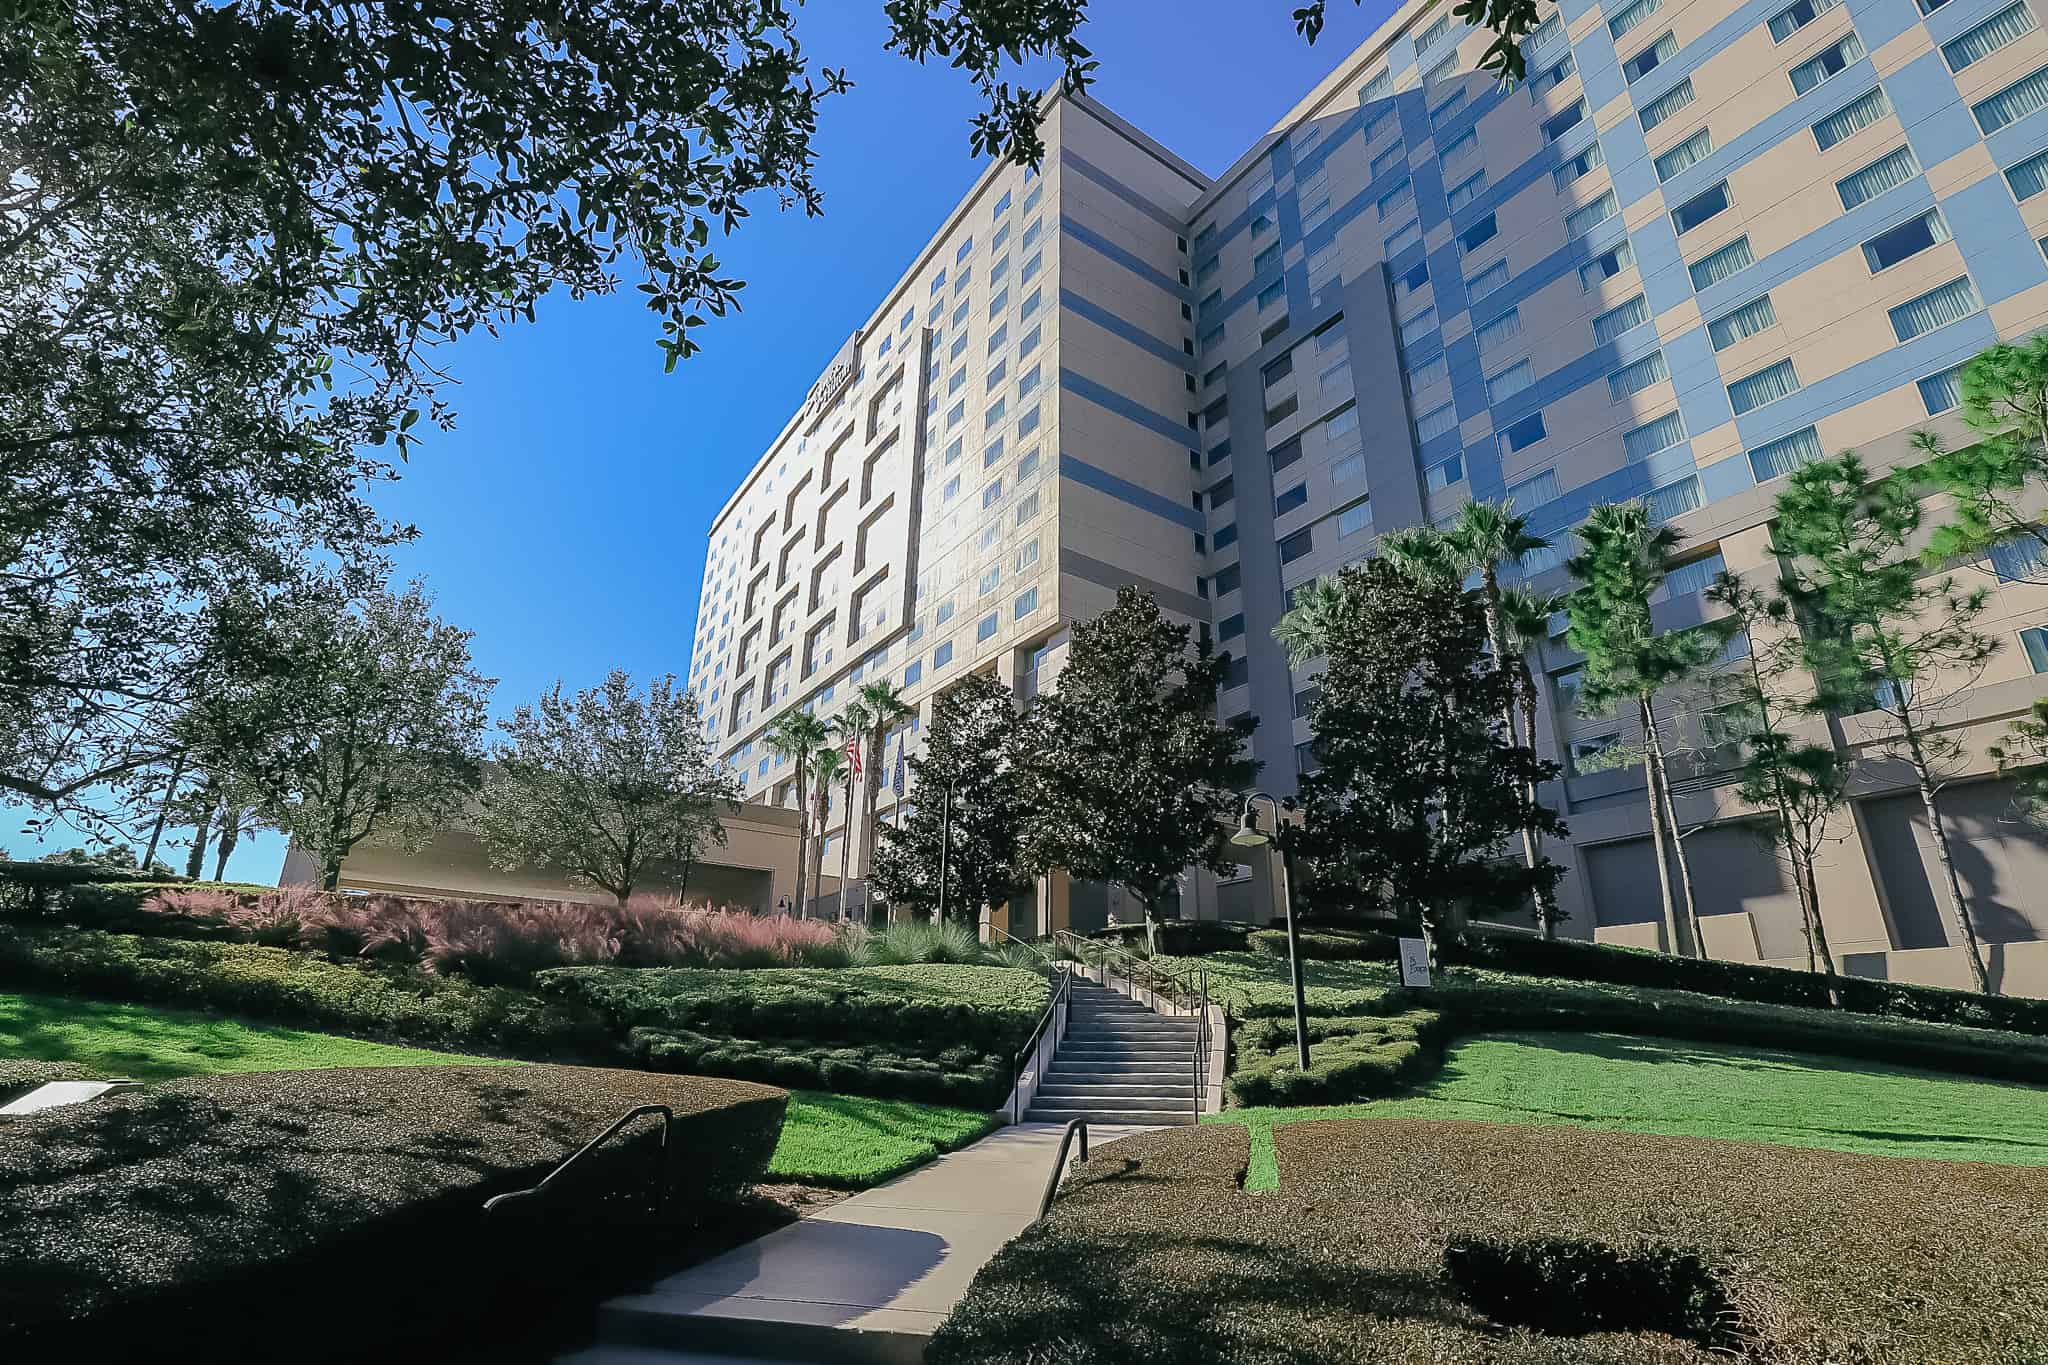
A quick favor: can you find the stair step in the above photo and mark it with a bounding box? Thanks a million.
[1025,1106,1197,1126]
[1050,1066,1194,1078]
[1034,1084,1192,1099]
[1058,1047,1195,1059]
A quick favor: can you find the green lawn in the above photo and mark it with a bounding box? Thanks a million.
[1211,1030,2048,1190]
[2,989,997,1189]
[0,990,497,1080]
[766,1091,1001,1187]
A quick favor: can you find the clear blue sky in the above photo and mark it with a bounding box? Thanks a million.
[6,0,1397,880]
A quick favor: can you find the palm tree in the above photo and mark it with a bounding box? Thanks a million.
[830,702,871,920]
[1500,586,1569,938]
[1273,574,1348,667]
[765,707,829,915]
[853,680,916,920]
[806,742,847,918]
[1389,502,1558,931]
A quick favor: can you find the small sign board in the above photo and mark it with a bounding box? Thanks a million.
[1397,937,1432,988]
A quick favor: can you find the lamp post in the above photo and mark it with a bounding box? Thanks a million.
[1231,792,1310,1070]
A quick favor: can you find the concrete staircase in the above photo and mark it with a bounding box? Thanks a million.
[1024,977,1200,1126]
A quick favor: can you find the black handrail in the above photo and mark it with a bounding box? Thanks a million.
[1009,963,1073,1123]
[980,916,1061,971]
[1052,929,1203,1007]
[1037,1118,1089,1219]
[483,1104,673,1220]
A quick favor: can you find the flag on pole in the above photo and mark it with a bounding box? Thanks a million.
[844,736,862,777]
[892,746,906,798]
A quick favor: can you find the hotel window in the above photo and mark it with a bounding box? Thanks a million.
[1280,527,1315,564]
[1020,288,1041,320]
[1215,523,1239,549]
[993,221,1011,250]
[1687,235,1753,288]
[1566,190,1619,240]
[1372,143,1407,180]
[1503,411,1548,452]
[1320,357,1352,394]
[1973,64,2048,133]
[1431,87,1470,126]
[1533,52,1576,94]
[2008,147,2048,200]
[1338,500,1374,537]
[1646,475,1702,521]
[1946,3,2036,72]
[986,289,1007,318]
[1255,242,1282,275]
[1889,277,1981,341]
[1592,293,1651,344]
[1361,67,1394,100]
[1770,0,1840,41]
[1012,587,1038,620]
[1409,352,1450,392]
[1387,219,1423,255]
[1663,549,1726,598]
[1580,241,1636,289]
[1813,86,1891,149]
[1257,279,1287,311]
[1015,491,1040,525]
[1670,181,1730,234]
[1836,145,1919,208]
[1639,78,1696,131]
[1426,52,1458,83]
[1399,306,1437,347]
[1624,32,1679,83]
[1420,12,1453,48]
[1608,350,1669,400]
[1476,308,1523,354]
[1655,128,1713,181]
[1991,535,2048,581]
[1326,405,1362,452]
[1543,100,1587,142]
[1468,259,1510,299]
[1791,33,1864,94]
[987,324,1007,355]
[1608,0,1661,39]
[1215,563,1241,594]
[984,361,1004,392]
[1862,209,1950,271]
[1441,129,1479,175]
[1378,179,1415,220]
[933,642,954,669]
[1416,402,1459,442]
[1508,468,1559,507]
[1020,252,1041,283]
[1021,218,1042,248]
[1622,411,1687,464]
[1748,425,1823,481]
[1196,255,1220,283]
[1269,435,1301,470]
[1459,213,1499,252]
[1426,452,1466,490]
[1448,171,1488,211]
[1019,324,1041,357]
[1553,141,1605,190]
[1275,483,1309,517]
[1018,447,1041,479]
[1727,358,1801,413]
[1918,364,1966,414]
[1708,294,1778,350]
[976,613,998,642]
[1526,10,1565,51]
[1487,360,1534,404]
[2024,627,2048,673]
[1334,451,1367,483]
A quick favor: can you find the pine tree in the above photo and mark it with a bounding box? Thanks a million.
[870,674,1024,922]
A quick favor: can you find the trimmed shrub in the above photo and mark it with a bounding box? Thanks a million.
[0,1065,785,1362]
[543,963,1049,1059]
[629,1027,1010,1107]
[0,924,609,1057]
[1227,1010,1447,1107]
[928,1120,2048,1364]
[1085,919,1254,956]
[1249,927,1397,962]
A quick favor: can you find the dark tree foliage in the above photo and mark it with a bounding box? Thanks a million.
[1015,588,1258,948]
[1287,560,1563,952]
[870,672,1025,923]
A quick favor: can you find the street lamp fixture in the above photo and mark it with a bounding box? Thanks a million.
[1232,793,1311,1071]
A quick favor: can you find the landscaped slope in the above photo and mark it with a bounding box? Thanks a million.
[929,1119,2048,1365]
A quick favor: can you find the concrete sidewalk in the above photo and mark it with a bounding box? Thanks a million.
[566,1122,1149,1365]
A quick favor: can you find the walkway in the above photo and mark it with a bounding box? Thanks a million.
[563,1122,1150,1365]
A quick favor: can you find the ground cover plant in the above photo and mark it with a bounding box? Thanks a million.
[1214,1030,2048,1190]
[766,1091,1002,1187]
[927,1119,2048,1364]
[0,1065,785,1362]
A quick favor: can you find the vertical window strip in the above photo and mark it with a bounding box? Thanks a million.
[1727,358,1801,413]
[1944,2,2038,72]
[1707,294,1779,350]
[1623,410,1687,461]
[1592,293,1652,343]
[1655,127,1714,181]
[1835,145,1920,209]
[1812,85,1891,149]
[1748,426,1822,481]
[1639,77,1697,130]
[1888,276,1982,340]
[1973,64,2048,132]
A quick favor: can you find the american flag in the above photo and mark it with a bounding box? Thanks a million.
[892,746,906,798]
[844,736,862,777]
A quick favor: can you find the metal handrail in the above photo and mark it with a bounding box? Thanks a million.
[483,1104,673,1220]
[1008,963,1074,1123]
[1052,929,1204,1007]
[980,916,1061,970]
[1192,967,1210,1119]
[1037,1118,1089,1219]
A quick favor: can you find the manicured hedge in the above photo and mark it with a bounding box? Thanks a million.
[0,1065,785,1362]
[0,923,608,1057]
[928,1119,2048,1364]
[1226,1010,1446,1107]
[630,1026,1010,1107]
[1087,921,1255,956]
[542,963,1049,1058]
[1248,927,1397,962]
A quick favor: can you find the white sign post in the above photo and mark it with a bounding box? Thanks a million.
[1397,937,1432,988]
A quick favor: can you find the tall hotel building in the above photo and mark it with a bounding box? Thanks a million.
[692,0,2048,993]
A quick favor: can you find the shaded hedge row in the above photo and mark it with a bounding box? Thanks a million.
[0,1065,786,1363]
[630,1026,1010,1107]
[928,1119,2048,1364]
[1226,1010,1446,1107]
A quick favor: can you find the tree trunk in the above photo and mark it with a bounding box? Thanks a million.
[212,805,243,881]
[1644,713,1707,959]
[1794,842,1841,1005]
[320,856,341,892]
[1903,724,1994,993]
[837,769,856,922]
[791,760,810,917]
[140,752,188,870]
[1516,654,1557,936]
[1639,697,1683,956]
[1482,574,1552,932]
[184,787,215,881]
[809,783,832,918]
[860,729,884,919]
